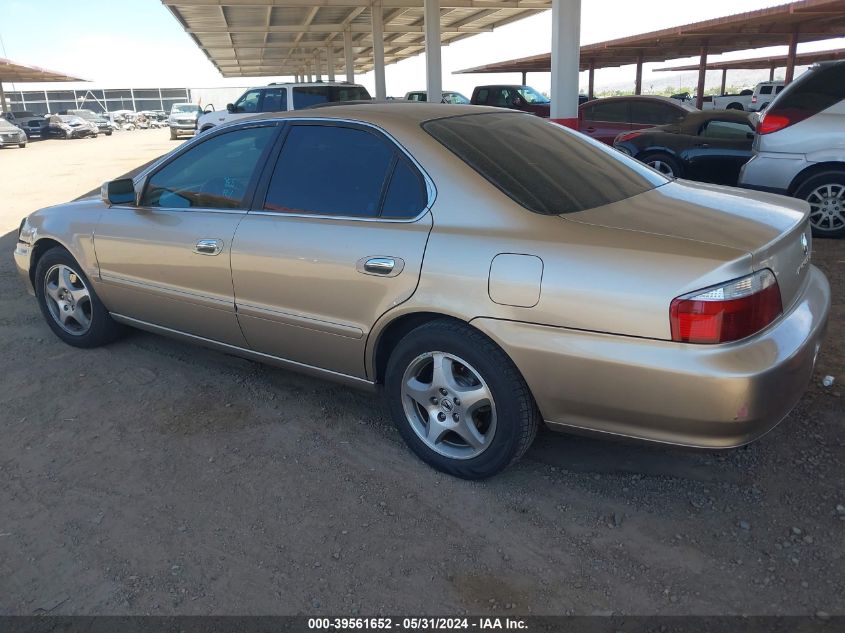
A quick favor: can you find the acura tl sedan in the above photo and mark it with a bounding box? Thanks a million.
[14,104,830,479]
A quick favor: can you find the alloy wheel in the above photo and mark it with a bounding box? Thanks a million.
[400,351,497,460]
[806,183,845,233]
[646,159,675,178]
[43,264,92,335]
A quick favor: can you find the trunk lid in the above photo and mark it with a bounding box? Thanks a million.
[565,179,811,309]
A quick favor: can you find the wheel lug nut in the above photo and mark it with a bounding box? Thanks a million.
[452,413,460,422]
[430,397,439,404]
[439,388,448,396]
[453,397,461,406]
[437,412,447,422]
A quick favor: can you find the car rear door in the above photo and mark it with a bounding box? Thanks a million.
[579,100,631,144]
[93,123,280,345]
[230,121,433,379]
[686,118,755,185]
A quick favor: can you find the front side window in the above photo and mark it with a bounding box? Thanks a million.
[261,88,287,112]
[235,90,261,113]
[142,126,276,209]
[264,124,423,218]
[516,87,550,104]
[445,93,470,105]
[424,112,666,215]
[631,101,684,125]
[475,89,489,104]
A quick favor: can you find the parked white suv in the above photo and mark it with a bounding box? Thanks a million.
[739,62,845,238]
[197,82,372,132]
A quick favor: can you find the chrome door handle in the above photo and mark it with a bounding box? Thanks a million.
[364,257,395,274]
[193,238,223,256]
[357,256,405,277]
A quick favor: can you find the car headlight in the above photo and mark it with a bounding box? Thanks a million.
[18,217,34,244]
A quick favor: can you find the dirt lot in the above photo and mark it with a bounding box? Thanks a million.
[0,131,843,616]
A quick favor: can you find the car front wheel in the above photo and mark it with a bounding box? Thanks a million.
[34,247,124,348]
[795,170,845,238]
[385,320,539,479]
[641,152,682,179]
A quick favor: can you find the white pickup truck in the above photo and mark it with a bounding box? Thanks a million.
[700,81,785,112]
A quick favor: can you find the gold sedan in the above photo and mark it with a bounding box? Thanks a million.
[14,104,830,478]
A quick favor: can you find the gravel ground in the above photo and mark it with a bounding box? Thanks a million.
[0,133,843,616]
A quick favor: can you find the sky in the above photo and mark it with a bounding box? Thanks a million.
[2,0,844,98]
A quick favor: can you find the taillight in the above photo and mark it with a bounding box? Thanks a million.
[758,107,812,135]
[670,270,782,344]
[751,95,758,103]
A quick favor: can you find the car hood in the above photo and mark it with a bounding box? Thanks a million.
[564,179,806,254]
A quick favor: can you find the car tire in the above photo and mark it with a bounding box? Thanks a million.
[726,102,744,110]
[640,152,683,179]
[170,128,178,140]
[385,319,540,479]
[106,130,112,136]
[34,246,124,348]
[19,143,26,148]
[794,170,845,238]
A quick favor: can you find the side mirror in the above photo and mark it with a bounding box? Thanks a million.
[204,104,215,113]
[226,103,236,113]
[101,178,137,206]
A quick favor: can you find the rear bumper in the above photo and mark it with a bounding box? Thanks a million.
[473,266,830,449]
[738,152,807,194]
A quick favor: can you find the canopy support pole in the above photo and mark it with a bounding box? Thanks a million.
[521,71,526,85]
[327,46,336,81]
[720,68,727,95]
[371,0,387,100]
[344,28,355,83]
[695,44,708,110]
[769,66,775,81]
[0,81,7,114]
[424,0,442,103]
[785,30,798,84]
[314,51,322,82]
[588,60,595,100]
[550,0,581,128]
[635,53,643,95]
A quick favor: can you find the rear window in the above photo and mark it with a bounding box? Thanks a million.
[773,63,845,116]
[293,86,371,108]
[423,112,667,215]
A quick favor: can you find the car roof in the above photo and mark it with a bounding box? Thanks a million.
[229,101,522,126]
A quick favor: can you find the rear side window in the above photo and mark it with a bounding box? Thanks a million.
[759,86,773,95]
[382,159,427,218]
[774,63,845,116]
[424,112,666,215]
[292,86,371,109]
[264,125,395,217]
[585,100,628,122]
[475,89,489,104]
[700,120,754,139]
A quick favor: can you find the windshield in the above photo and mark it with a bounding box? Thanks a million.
[423,112,666,215]
[171,104,201,114]
[60,116,84,124]
[517,87,550,104]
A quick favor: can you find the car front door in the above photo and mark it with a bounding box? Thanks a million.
[579,100,631,144]
[231,121,433,378]
[93,124,280,345]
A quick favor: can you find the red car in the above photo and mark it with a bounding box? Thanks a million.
[578,96,696,145]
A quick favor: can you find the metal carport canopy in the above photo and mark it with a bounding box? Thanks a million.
[162,0,552,78]
[455,0,845,104]
[0,57,86,113]
[655,46,845,71]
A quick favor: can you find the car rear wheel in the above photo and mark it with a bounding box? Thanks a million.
[795,171,845,238]
[34,247,124,348]
[385,320,540,479]
[18,143,26,148]
[641,152,683,179]
[170,128,178,140]
[726,102,744,110]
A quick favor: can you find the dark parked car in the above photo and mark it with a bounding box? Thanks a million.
[613,110,755,185]
[41,115,97,139]
[579,96,696,145]
[470,85,551,117]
